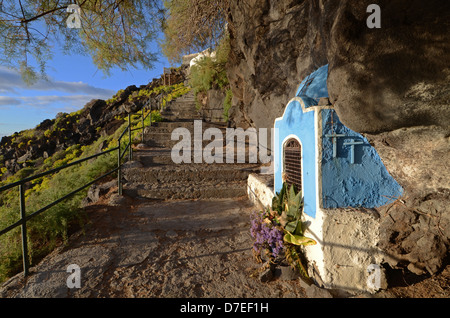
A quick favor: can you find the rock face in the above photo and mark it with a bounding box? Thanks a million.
[227,0,449,276]
[227,0,329,130]
[227,0,450,132]
[196,89,228,123]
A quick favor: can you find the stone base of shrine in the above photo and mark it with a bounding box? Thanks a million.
[247,173,274,210]
[303,207,388,296]
[247,173,388,296]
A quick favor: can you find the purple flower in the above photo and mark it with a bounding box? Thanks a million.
[250,211,285,258]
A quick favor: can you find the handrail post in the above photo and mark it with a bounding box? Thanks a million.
[149,107,152,127]
[19,184,30,276]
[128,113,132,161]
[142,106,145,144]
[117,138,122,196]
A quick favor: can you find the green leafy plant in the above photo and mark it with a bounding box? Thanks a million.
[189,35,231,110]
[161,83,191,109]
[223,89,233,122]
[250,182,317,282]
[150,110,163,123]
[276,184,316,247]
[106,89,125,105]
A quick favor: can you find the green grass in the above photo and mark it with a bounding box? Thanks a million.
[223,88,233,122]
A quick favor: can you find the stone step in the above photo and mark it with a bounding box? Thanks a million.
[144,129,229,141]
[163,109,197,116]
[150,121,197,130]
[135,142,257,154]
[166,100,196,106]
[173,98,196,104]
[143,126,172,134]
[134,140,257,164]
[143,139,257,155]
[123,163,260,184]
[145,138,214,148]
[162,109,199,117]
[172,95,196,102]
[123,180,248,200]
[144,123,228,136]
[162,114,203,121]
[164,102,197,111]
[133,154,260,167]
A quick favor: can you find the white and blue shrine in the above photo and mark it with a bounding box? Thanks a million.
[272,64,403,294]
[274,64,403,217]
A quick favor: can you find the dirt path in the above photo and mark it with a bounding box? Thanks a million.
[0,195,307,298]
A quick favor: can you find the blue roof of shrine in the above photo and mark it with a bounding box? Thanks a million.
[295,64,329,107]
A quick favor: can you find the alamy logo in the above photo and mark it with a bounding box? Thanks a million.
[66,4,82,29]
[171,120,275,165]
[66,264,81,288]
[367,264,381,290]
[367,4,381,29]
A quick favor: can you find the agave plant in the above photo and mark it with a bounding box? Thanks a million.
[272,183,316,247]
[271,181,287,215]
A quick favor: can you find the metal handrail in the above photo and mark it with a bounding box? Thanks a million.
[0,102,152,277]
[0,147,118,193]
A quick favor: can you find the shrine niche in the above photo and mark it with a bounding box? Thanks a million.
[283,138,302,192]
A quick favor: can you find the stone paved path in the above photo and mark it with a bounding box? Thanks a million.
[0,195,307,298]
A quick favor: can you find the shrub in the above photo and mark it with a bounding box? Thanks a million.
[189,35,230,94]
[44,129,52,138]
[106,89,124,105]
[151,110,163,123]
[189,35,232,120]
[223,89,233,122]
[250,183,317,281]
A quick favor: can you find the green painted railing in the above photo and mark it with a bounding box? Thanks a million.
[0,104,153,277]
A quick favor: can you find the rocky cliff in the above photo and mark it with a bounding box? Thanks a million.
[226,0,449,277]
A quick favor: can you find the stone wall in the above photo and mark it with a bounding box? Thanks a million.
[247,173,274,209]
[196,89,228,123]
[304,207,387,296]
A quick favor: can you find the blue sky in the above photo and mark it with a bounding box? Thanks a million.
[0,39,171,138]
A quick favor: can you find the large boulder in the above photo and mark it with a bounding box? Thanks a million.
[84,99,107,126]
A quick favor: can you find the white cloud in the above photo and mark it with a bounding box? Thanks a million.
[18,94,103,112]
[0,96,22,106]
[0,66,115,97]
[0,67,121,136]
[0,66,115,112]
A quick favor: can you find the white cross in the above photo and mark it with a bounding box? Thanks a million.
[325,133,346,158]
[343,139,364,164]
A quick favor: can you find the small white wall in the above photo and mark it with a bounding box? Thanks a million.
[302,207,387,296]
[247,173,274,209]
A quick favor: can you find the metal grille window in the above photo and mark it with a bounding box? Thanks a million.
[284,138,302,191]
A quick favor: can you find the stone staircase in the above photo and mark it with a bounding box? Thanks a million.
[122,90,260,200]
